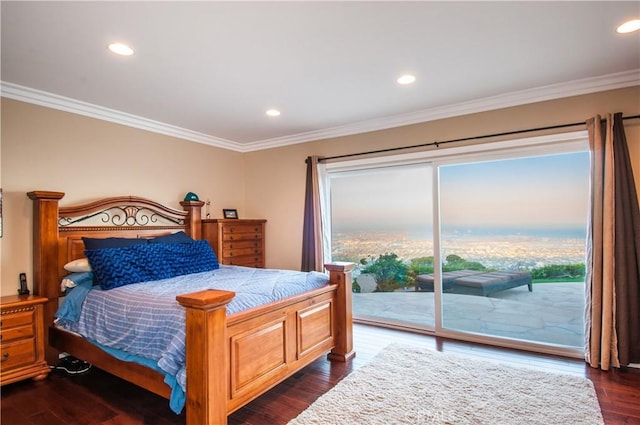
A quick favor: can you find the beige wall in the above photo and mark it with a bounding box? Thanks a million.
[0,100,2,278]
[1,87,639,293]
[244,86,640,271]
[0,98,245,295]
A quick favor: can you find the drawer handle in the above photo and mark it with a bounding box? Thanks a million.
[229,252,233,257]
[229,228,234,233]
[229,244,233,248]
[1,352,9,362]
[230,236,234,240]
[255,249,258,254]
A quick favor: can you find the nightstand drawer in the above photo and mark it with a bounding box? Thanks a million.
[1,295,50,385]
[1,339,36,370]
[1,325,34,343]
[0,309,34,329]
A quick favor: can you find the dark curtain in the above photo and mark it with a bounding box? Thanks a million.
[612,113,640,366]
[301,156,323,272]
[585,112,640,369]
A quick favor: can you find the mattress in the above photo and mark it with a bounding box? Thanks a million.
[55,265,330,413]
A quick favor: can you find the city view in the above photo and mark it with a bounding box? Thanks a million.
[333,228,587,348]
[329,151,590,274]
[327,148,589,347]
[331,228,587,272]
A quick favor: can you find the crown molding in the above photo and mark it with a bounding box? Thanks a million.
[0,82,244,151]
[242,69,640,151]
[2,69,638,153]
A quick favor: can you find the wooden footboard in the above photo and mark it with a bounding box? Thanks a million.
[177,262,354,425]
[30,191,354,425]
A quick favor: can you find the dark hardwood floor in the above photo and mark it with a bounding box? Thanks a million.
[2,324,639,425]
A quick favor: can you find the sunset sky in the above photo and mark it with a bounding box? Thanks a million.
[330,151,590,233]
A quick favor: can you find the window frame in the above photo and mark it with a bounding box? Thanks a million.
[321,130,589,358]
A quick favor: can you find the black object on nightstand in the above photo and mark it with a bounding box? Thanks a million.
[18,273,30,295]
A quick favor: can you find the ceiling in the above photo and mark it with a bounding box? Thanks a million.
[1,1,639,152]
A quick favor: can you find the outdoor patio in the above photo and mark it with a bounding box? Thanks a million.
[352,282,585,347]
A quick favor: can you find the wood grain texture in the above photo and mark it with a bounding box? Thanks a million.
[28,193,354,425]
[0,295,50,386]
[201,219,266,267]
[3,324,639,425]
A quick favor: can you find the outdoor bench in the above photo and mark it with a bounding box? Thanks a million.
[415,270,533,296]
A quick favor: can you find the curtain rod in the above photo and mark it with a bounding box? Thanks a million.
[313,114,640,163]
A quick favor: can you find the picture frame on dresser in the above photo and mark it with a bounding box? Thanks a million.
[222,208,238,219]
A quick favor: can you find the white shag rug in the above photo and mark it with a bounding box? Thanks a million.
[289,344,604,425]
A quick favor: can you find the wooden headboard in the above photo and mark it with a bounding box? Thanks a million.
[27,191,204,362]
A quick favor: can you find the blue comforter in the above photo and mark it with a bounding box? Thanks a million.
[55,265,330,413]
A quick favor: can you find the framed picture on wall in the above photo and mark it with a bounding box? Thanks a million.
[223,209,238,219]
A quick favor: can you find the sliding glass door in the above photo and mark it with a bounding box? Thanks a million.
[438,152,589,348]
[329,163,435,329]
[325,132,590,353]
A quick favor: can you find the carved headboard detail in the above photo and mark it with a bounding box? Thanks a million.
[28,190,204,359]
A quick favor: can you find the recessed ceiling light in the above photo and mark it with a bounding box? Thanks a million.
[266,109,281,117]
[397,74,416,85]
[108,42,134,56]
[616,19,640,33]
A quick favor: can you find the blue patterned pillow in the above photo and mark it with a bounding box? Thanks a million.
[83,236,147,250]
[86,240,219,290]
[148,231,193,244]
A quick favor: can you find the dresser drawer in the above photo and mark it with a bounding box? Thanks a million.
[202,219,266,270]
[223,256,265,268]
[225,246,263,258]
[0,324,34,344]
[0,309,34,329]
[223,224,263,235]
[223,240,261,250]
[222,232,262,242]
[1,339,36,370]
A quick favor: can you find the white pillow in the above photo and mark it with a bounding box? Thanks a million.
[60,278,77,292]
[64,258,92,273]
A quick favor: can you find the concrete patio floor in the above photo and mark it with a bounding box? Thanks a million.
[352,283,585,347]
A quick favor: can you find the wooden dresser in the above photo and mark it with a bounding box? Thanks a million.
[201,219,266,268]
[0,295,50,385]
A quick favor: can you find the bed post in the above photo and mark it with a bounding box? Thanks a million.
[176,289,235,425]
[180,200,205,240]
[27,191,65,365]
[325,262,356,362]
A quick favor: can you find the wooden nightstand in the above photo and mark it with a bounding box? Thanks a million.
[0,295,50,385]
[202,219,266,267]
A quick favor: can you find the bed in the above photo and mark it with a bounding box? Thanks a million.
[28,191,355,425]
